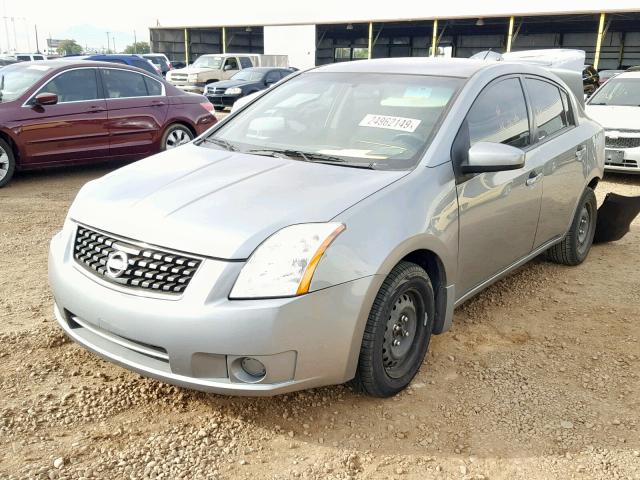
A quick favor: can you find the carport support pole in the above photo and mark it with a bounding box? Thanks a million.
[184,28,189,65]
[506,16,515,52]
[594,12,606,70]
[431,19,438,57]
[222,27,227,54]
[368,22,373,59]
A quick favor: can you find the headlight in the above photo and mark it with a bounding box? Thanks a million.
[225,87,242,95]
[230,223,346,299]
[188,74,199,82]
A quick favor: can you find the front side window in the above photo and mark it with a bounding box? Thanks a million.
[17,55,30,61]
[204,72,463,170]
[102,69,148,98]
[588,77,640,107]
[39,69,99,103]
[33,55,44,61]
[265,71,280,84]
[225,58,239,70]
[525,78,567,141]
[467,77,530,149]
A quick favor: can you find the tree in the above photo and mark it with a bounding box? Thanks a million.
[124,41,150,54]
[56,39,82,56]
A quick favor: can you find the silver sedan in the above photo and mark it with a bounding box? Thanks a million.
[49,58,604,397]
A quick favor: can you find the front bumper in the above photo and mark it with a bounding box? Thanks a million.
[604,144,640,174]
[169,81,206,94]
[205,94,241,108]
[49,223,380,396]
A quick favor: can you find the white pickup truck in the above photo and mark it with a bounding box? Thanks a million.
[166,53,288,94]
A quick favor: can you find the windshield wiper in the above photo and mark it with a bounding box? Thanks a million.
[247,149,376,169]
[202,137,238,151]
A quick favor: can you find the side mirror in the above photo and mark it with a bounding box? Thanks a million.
[34,92,58,106]
[462,142,525,174]
[223,64,233,71]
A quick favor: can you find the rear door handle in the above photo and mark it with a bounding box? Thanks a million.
[576,144,586,161]
[150,101,166,107]
[87,105,106,113]
[526,171,543,187]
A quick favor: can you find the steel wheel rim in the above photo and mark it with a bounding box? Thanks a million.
[576,204,592,254]
[0,146,9,181]
[383,290,421,379]
[166,129,191,149]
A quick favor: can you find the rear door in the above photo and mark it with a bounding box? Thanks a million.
[524,77,588,247]
[455,76,544,297]
[100,68,169,157]
[17,67,109,166]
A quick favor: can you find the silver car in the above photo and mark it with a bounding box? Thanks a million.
[49,58,604,397]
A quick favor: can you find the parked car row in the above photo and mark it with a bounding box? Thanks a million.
[0,60,216,187]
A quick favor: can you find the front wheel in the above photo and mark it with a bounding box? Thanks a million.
[546,187,597,266]
[161,124,194,151]
[351,262,435,397]
[0,138,16,188]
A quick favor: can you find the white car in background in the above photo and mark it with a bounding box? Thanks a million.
[586,71,640,173]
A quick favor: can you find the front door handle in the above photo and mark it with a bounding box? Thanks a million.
[526,171,543,187]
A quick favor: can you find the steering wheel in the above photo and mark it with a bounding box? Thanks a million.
[392,133,423,150]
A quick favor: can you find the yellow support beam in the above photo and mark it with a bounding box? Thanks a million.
[594,12,606,70]
[222,27,226,54]
[431,19,438,57]
[506,16,515,53]
[184,28,189,65]
[368,22,373,59]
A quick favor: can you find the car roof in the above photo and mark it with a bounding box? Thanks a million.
[241,67,289,72]
[5,59,158,74]
[612,71,640,79]
[313,57,496,78]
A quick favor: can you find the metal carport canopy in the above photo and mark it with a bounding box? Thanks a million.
[154,0,640,27]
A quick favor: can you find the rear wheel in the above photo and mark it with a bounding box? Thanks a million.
[161,124,194,151]
[0,139,16,188]
[351,262,435,397]
[546,187,597,265]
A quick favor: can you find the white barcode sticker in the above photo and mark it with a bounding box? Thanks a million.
[359,114,421,133]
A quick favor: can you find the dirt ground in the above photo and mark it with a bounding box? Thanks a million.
[0,161,639,480]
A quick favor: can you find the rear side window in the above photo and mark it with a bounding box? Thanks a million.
[239,57,253,68]
[33,55,44,60]
[102,69,148,98]
[40,69,99,103]
[144,76,163,96]
[560,89,575,126]
[466,77,530,149]
[525,78,568,141]
[17,55,30,61]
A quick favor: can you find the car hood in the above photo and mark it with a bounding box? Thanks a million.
[69,145,407,260]
[585,105,640,130]
[210,79,258,89]
[170,66,217,75]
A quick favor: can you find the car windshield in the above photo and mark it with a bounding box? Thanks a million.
[589,77,640,106]
[0,63,52,103]
[203,72,463,170]
[231,70,265,81]
[192,56,223,69]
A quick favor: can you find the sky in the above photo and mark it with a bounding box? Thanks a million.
[2,0,639,53]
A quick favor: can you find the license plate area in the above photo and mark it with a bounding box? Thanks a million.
[605,149,625,165]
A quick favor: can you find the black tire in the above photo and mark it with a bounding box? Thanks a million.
[546,187,597,266]
[351,261,435,397]
[161,124,194,151]
[0,138,16,188]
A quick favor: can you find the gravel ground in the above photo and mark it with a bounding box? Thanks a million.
[0,159,638,480]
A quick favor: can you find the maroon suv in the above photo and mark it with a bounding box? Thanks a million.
[0,60,217,187]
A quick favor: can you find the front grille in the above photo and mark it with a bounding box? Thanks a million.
[606,158,639,168]
[73,225,202,295]
[170,74,188,82]
[207,87,226,95]
[605,136,640,149]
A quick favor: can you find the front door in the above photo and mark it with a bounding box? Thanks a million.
[455,76,544,297]
[100,68,169,157]
[16,68,109,166]
[222,57,239,80]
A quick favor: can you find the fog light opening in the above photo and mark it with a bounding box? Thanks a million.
[240,357,266,379]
